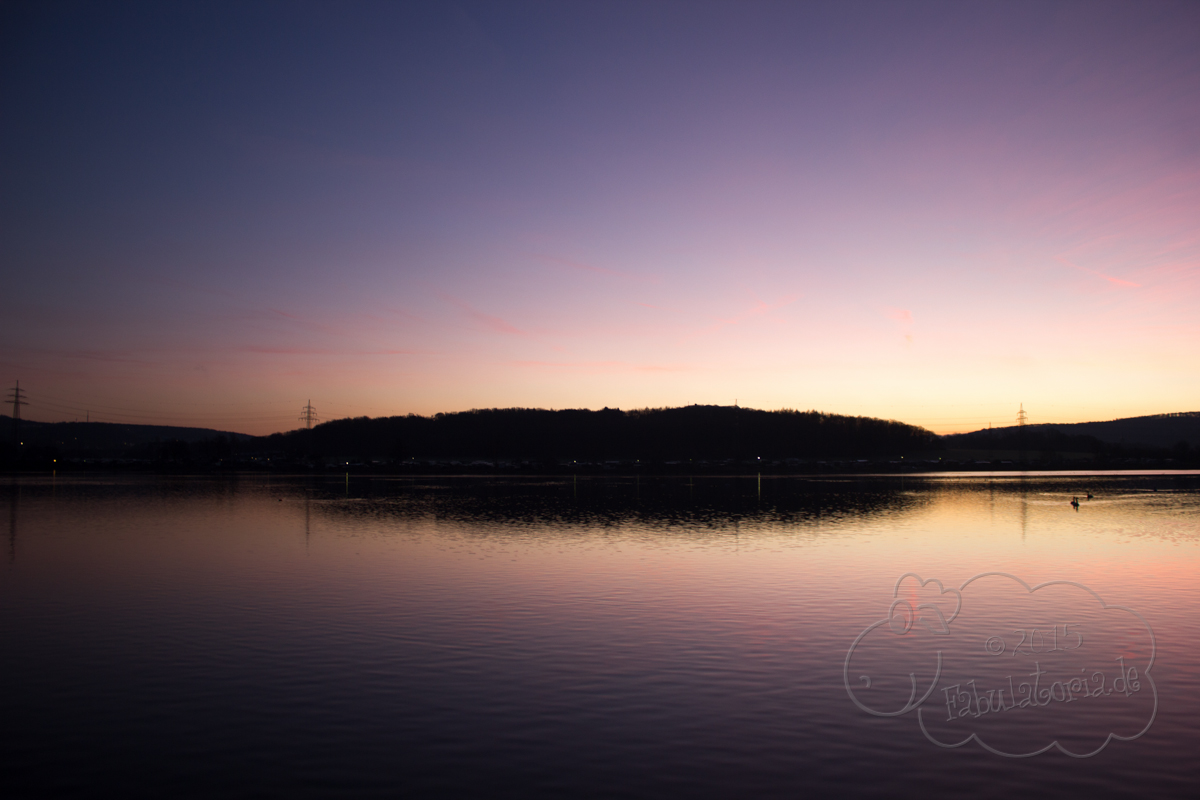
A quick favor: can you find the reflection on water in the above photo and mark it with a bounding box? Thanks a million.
[6,478,16,564]
[0,473,1197,798]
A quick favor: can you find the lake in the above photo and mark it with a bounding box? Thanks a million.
[2,472,1197,798]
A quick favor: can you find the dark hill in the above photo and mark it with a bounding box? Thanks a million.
[258,405,937,462]
[1,415,253,457]
[946,411,1200,452]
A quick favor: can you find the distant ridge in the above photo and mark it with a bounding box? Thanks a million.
[5,408,1197,468]
[950,411,1200,450]
[1,415,253,455]
[258,405,937,461]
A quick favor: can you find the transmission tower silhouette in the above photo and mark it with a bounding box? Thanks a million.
[1015,403,1028,464]
[7,380,29,444]
[299,400,319,429]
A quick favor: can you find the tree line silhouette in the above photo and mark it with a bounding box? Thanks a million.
[7,406,1196,471]
[259,405,938,462]
[943,425,1194,462]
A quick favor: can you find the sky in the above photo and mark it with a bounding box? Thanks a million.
[2,0,1198,436]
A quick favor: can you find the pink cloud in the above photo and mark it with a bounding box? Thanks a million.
[216,125,446,178]
[886,307,913,323]
[377,306,435,325]
[512,360,684,373]
[1054,257,1142,288]
[59,349,158,365]
[531,253,659,283]
[441,294,526,335]
[695,293,799,336]
[149,276,237,299]
[263,308,347,336]
[237,346,432,356]
[635,301,684,313]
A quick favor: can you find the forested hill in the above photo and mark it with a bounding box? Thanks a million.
[945,411,1200,451]
[257,406,937,461]
[1,415,253,454]
[8,407,1196,465]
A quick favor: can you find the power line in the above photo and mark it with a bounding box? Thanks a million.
[36,399,287,419]
[35,394,287,418]
[27,393,299,424]
[29,403,293,426]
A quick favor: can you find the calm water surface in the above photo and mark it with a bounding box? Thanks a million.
[2,473,1198,798]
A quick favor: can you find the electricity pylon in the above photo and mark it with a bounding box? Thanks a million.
[1016,403,1028,464]
[7,380,28,444]
[299,400,319,429]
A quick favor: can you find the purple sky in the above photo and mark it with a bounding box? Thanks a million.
[3,1,1198,434]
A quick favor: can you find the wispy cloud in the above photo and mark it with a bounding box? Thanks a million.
[148,276,237,299]
[531,253,659,283]
[264,308,348,336]
[60,349,158,365]
[694,292,800,337]
[1055,256,1141,288]
[441,294,526,335]
[883,307,915,347]
[513,360,684,373]
[216,125,447,178]
[636,301,681,312]
[237,345,432,356]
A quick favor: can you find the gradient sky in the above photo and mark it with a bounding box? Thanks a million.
[2,0,1198,435]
